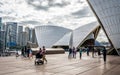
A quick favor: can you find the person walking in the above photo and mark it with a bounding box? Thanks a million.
[103,47,107,63]
[42,46,47,63]
[86,47,89,56]
[92,47,95,58]
[79,47,82,59]
[29,48,33,59]
[72,47,76,58]
[16,50,19,59]
[98,48,101,56]
[26,47,30,58]
[21,48,24,57]
[68,48,72,58]
[39,48,42,54]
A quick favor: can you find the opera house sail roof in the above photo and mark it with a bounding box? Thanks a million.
[35,22,100,48]
[87,0,120,55]
[53,32,72,46]
[35,25,72,48]
[73,22,99,47]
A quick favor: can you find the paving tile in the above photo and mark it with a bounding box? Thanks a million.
[0,68,24,75]
[77,68,105,75]
[0,52,120,75]
[47,66,75,73]
[5,69,53,75]
[4,69,36,75]
[103,65,120,75]
[61,67,90,75]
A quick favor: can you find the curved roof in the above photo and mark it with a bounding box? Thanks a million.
[73,21,99,47]
[53,32,72,46]
[35,22,100,48]
[88,0,120,49]
[35,25,72,48]
[53,22,100,48]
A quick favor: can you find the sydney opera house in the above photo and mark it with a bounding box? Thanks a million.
[87,0,120,55]
[33,0,120,55]
[35,22,101,52]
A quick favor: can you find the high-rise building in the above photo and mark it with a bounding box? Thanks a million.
[0,17,2,30]
[21,32,28,46]
[0,17,3,51]
[25,27,37,43]
[0,22,6,52]
[1,23,6,31]
[25,27,31,42]
[6,22,17,48]
[31,28,37,43]
[0,30,5,52]
[17,26,23,46]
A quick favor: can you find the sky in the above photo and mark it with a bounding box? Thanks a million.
[0,0,97,29]
[0,0,108,42]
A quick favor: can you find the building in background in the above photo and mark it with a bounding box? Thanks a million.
[24,27,37,44]
[17,26,23,46]
[0,30,5,52]
[6,22,17,48]
[2,23,6,31]
[25,27,31,42]
[0,18,3,52]
[21,32,28,46]
[31,28,37,44]
[0,17,1,30]
[0,18,6,52]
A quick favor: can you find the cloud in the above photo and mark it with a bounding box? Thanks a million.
[26,0,70,11]
[2,16,16,20]
[71,6,92,18]
[0,10,3,13]
[22,15,32,18]
[26,0,48,11]
[19,20,41,25]
[1,16,17,22]
[0,0,96,30]
[15,0,24,4]
[48,0,70,7]
[0,2,3,6]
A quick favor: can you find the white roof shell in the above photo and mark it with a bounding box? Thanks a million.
[88,0,120,49]
[53,32,72,46]
[35,22,99,48]
[53,22,99,48]
[73,22,99,47]
[35,25,72,48]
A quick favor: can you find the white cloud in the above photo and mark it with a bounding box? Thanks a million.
[96,29,109,42]
[0,0,108,42]
[0,0,97,30]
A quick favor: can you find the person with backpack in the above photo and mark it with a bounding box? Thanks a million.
[42,46,47,63]
[27,47,33,59]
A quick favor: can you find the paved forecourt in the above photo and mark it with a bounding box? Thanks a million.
[0,52,120,75]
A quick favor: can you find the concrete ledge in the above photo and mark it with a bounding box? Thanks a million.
[32,48,65,55]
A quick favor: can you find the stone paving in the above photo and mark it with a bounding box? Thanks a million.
[0,52,120,75]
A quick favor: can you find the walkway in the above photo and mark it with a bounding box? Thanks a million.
[0,52,120,75]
